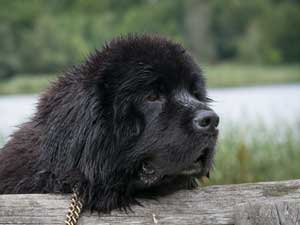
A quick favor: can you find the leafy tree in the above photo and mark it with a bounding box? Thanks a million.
[0,0,299,78]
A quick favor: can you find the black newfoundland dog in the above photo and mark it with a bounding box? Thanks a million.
[0,34,219,212]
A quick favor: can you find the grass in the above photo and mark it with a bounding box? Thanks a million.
[204,63,300,88]
[0,64,300,95]
[208,124,300,185]
[0,74,56,95]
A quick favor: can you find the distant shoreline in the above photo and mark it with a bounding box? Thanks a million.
[1,64,299,95]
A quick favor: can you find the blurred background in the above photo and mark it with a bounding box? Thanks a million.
[0,0,299,185]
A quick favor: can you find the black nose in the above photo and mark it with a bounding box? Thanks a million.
[193,110,219,131]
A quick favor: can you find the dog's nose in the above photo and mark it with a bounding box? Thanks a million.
[193,110,219,131]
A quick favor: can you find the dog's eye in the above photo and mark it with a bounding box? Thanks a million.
[146,94,161,102]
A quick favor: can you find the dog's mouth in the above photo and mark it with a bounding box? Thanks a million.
[179,149,208,176]
[139,147,214,186]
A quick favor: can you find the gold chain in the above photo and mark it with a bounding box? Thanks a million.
[65,189,84,225]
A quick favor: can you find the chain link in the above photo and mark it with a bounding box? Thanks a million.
[65,189,83,225]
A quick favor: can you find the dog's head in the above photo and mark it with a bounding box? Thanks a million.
[95,35,219,189]
[39,35,219,211]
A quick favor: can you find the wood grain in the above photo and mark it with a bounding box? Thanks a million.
[0,179,299,225]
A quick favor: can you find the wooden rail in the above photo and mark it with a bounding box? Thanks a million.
[0,179,300,225]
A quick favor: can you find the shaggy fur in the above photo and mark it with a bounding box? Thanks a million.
[0,34,218,212]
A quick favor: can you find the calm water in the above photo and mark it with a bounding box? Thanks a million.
[0,84,300,143]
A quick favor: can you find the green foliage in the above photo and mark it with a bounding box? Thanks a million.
[239,1,300,64]
[0,0,185,78]
[116,0,184,42]
[261,2,300,63]
[204,63,300,87]
[0,0,300,78]
[0,74,56,95]
[209,124,300,184]
[210,0,264,60]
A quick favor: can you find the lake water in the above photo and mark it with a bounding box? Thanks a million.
[0,84,300,143]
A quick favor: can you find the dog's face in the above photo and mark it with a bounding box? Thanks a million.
[104,36,219,191]
[134,70,219,189]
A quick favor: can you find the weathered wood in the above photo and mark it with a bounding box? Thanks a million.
[234,200,300,225]
[0,179,299,225]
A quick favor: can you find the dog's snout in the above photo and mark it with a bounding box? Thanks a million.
[193,110,219,131]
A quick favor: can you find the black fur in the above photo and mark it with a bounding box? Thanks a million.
[0,34,218,212]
